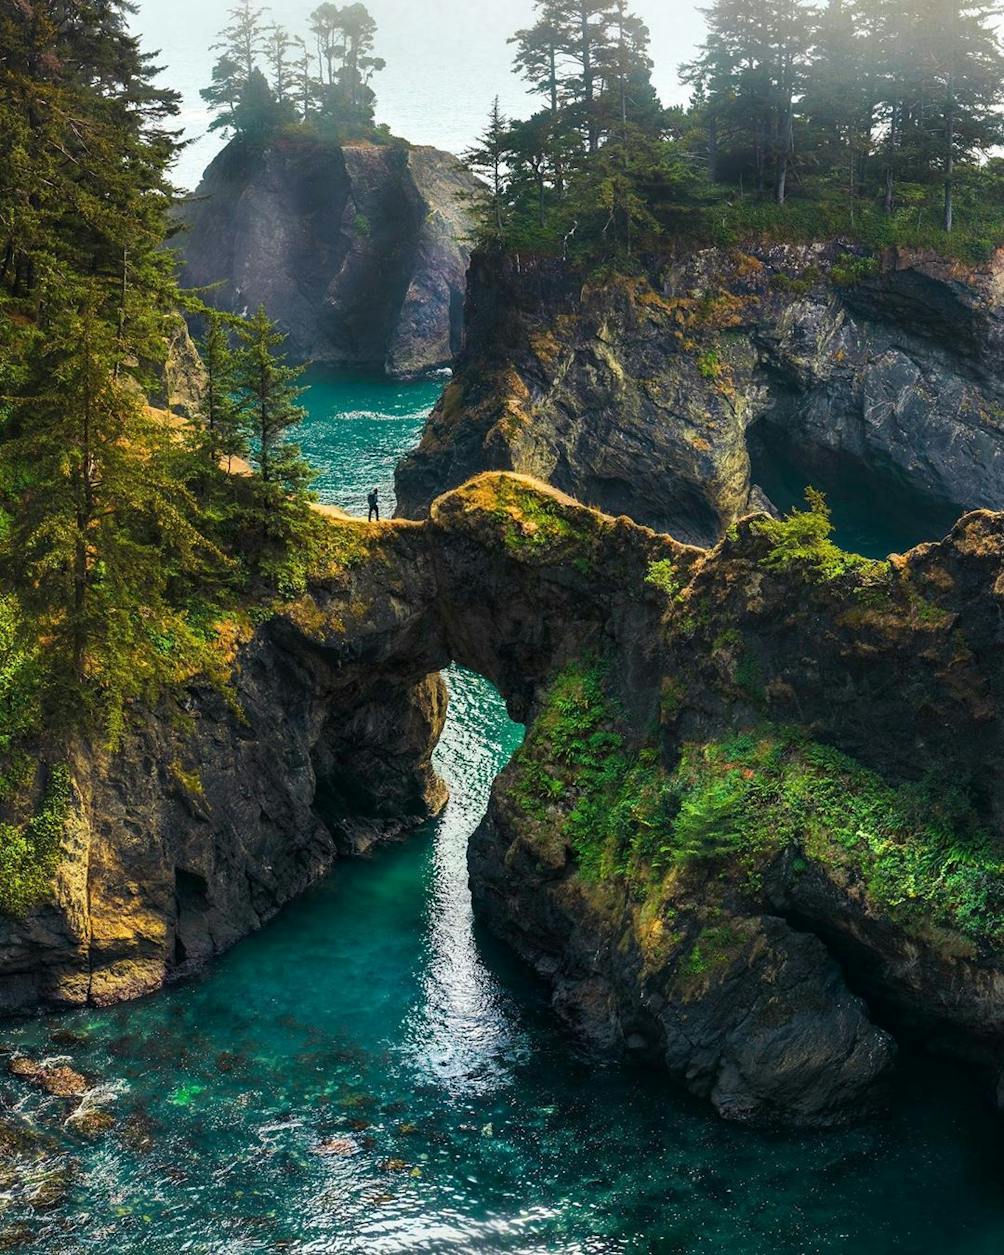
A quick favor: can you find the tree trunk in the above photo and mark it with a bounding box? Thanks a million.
[883,103,898,216]
[581,10,596,154]
[776,102,793,206]
[708,116,719,184]
[943,85,955,233]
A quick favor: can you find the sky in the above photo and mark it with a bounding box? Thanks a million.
[134,0,706,189]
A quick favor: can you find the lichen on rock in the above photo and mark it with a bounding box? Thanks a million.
[395,245,1004,542]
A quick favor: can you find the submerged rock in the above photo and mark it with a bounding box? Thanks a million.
[314,1137,359,1157]
[7,1058,89,1098]
[176,134,481,378]
[65,1107,116,1140]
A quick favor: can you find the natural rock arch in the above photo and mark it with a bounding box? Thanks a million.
[4,473,1004,1126]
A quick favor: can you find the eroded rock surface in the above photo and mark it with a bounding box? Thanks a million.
[5,476,1004,1127]
[176,136,481,377]
[395,246,1004,540]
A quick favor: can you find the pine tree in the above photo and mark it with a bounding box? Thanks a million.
[293,38,321,119]
[555,0,618,154]
[233,307,310,496]
[310,4,344,87]
[511,2,567,117]
[683,0,816,203]
[195,313,246,473]
[918,0,1004,231]
[201,55,246,134]
[218,1,268,82]
[767,0,817,204]
[803,0,872,211]
[265,25,295,104]
[466,99,512,238]
[336,4,385,118]
[0,286,219,740]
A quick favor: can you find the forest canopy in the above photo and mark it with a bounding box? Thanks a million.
[0,0,322,746]
[467,0,1004,263]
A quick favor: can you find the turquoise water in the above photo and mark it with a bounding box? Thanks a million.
[3,371,1004,1252]
[295,368,446,517]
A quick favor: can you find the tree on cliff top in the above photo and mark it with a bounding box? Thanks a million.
[0,2,324,742]
[230,308,314,588]
[0,286,222,743]
[203,2,386,141]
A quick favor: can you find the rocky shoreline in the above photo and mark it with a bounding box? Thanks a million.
[5,475,1004,1127]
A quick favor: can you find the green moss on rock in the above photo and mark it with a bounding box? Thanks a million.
[0,763,71,919]
[753,488,887,584]
[514,659,1003,945]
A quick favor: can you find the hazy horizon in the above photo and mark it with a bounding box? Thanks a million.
[135,0,705,189]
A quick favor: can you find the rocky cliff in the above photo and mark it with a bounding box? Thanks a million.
[395,246,1004,543]
[6,476,1004,1128]
[175,135,481,377]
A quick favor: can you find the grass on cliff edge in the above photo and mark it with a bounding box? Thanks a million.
[467,476,599,570]
[513,659,1004,945]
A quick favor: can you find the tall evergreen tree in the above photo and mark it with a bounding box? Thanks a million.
[195,313,246,474]
[512,2,567,117]
[555,0,618,153]
[466,99,512,238]
[0,286,218,739]
[265,25,295,105]
[233,307,310,497]
[802,0,873,210]
[218,1,268,82]
[917,0,1004,231]
[335,3,385,118]
[201,54,245,134]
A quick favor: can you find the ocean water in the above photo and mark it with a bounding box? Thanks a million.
[2,372,1004,1253]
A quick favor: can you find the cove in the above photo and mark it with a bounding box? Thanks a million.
[3,371,1004,1253]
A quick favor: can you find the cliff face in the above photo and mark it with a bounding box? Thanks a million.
[395,246,1004,541]
[6,476,1004,1128]
[175,135,481,377]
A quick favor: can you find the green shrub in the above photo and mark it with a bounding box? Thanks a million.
[645,558,683,600]
[831,255,880,287]
[753,488,886,583]
[514,663,1004,944]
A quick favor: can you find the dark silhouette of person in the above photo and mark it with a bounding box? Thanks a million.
[368,488,380,522]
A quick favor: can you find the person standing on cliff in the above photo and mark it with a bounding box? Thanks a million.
[368,488,380,522]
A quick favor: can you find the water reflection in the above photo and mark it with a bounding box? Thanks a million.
[404,669,529,1094]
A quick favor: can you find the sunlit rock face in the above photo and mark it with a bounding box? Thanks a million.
[395,246,1004,543]
[5,474,1004,1128]
[175,135,481,378]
